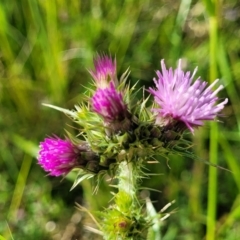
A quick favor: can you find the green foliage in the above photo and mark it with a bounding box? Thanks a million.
[1,0,240,239]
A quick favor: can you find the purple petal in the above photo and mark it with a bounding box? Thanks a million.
[38,137,79,176]
[89,54,117,88]
[149,59,228,132]
[92,82,127,121]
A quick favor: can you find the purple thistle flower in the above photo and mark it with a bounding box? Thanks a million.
[38,137,80,176]
[89,54,117,88]
[92,82,127,122]
[149,60,228,132]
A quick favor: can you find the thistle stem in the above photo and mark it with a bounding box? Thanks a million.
[118,161,137,200]
[102,160,148,240]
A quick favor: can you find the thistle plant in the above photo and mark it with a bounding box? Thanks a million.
[37,54,228,239]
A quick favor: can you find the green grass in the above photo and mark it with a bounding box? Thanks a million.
[0,0,240,239]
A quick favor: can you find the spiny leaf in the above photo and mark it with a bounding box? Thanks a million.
[146,198,161,240]
[70,171,95,191]
[42,103,76,117]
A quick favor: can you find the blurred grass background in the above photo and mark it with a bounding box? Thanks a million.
[0,0,240,239]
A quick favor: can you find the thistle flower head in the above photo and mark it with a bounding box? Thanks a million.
[92,82,127,122]
[38,137,80,176]
[149,60,228,132]
[89,54,117,88]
